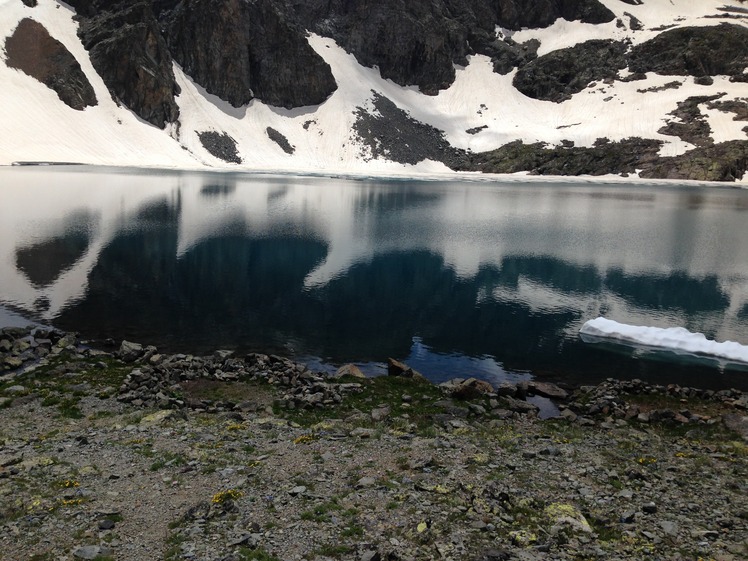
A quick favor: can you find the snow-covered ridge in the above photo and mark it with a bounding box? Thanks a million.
[0,0,747,180]
[580,317,748,364]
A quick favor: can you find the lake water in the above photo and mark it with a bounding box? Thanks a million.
[2,166,748,390]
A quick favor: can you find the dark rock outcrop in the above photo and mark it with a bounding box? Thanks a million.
[513,40,628,102]
[71,1,180,128]
[197,131,242,164]
[266,127,295,155]
[482,38,540,75]
[291,0,613,94]
[291,0,470,95]
[353,92,467,167]
[4,18,97,111]
[492,0,615,30]
[457,137,663,176]
[162,0,337,109]
[640,140,748,182]
[658,95,722,147]
[629,24,748,79]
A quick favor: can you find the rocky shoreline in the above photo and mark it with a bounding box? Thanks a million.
[1,326,747,561]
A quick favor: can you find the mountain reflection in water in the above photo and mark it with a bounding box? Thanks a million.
[2,166,748,390]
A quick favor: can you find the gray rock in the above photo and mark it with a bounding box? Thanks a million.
[5,385,26,395]
[371,406,391,422]
[73,545,112,560]
[356,476,377,488]
[118,340,144,363]
[528,381,569,400]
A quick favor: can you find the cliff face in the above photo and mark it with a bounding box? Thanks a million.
[69,1,180,128]
[162,0,337,109]
[289,0,614,94]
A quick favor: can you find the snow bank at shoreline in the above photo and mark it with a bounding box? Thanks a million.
[580,317,748,364]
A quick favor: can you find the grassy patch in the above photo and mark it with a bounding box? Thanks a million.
[57,398,83,419]
[278,375,447,433]
[150,451,188,471]
[179,379,275,407]
[300,499,342,523]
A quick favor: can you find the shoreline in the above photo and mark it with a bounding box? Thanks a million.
[2,326,748,561]
[2,162,747,189]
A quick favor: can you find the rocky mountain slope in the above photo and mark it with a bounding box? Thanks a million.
[1,0,748,180]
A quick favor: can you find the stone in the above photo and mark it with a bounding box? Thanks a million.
[371,406,391,422]
[350,427,376,439]
[360,551,381,561]
[643,502,658,514]
[140,410,176,426]
[356,476,377,488]
[528,381,569,400]
[73,545,112,560]
[118,340,144,363]
[5,385,26,395]
[98,518,116,530]
[387,358,429,383]
[449,378,495,400]
[334,363,366,379]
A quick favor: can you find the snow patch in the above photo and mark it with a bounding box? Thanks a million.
[580,317,748,364]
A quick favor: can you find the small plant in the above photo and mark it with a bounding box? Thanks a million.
[212,489,244,504]
[293,434,317,445]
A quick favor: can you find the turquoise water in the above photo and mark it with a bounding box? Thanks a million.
[2,166,748,389]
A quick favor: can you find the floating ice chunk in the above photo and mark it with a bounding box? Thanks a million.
[580,317,748,365]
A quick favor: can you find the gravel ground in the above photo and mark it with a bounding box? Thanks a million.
[1,331,747,561]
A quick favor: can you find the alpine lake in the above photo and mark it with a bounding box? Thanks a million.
[3,165,748,391]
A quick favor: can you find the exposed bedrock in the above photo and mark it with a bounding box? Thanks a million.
[68,0,180,128]
[629,24,748,79]
[290,0,614,94]
[458,138,748,181]
[456,138,663,176]
[491,0,615,29]
[4,18,97,111]
[513,39,628,102]
[161,0,337,109]
[640,140,748,182]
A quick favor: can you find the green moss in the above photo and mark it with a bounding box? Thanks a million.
[278,375,446,434]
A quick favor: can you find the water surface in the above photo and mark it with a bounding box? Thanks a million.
[2,166,748,389]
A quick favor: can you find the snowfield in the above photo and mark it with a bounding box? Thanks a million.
[0,0,747,179]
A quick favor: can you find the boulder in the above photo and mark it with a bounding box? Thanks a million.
[447,377,495,400]
[527,381,568,400]
[118,340,144,362]
[334,363,366,379]
[387,358,429,383]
